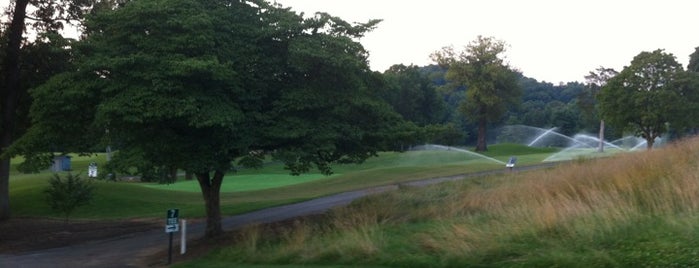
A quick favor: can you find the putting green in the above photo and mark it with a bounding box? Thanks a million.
[141,173,337,193]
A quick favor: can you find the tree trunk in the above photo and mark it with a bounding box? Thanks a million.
[475,105,488,152]
[0,159,9,221]
[642,129,655,150]
[475,117,488,152]
[597,120,605,153]
[646,135,655,150]
[169,166,178,182]
[185,171,193,181]
[646,138,654,150]
[0,0,30,221]
[195,170,224,238]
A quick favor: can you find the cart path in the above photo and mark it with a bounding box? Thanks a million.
[0,163,560,267]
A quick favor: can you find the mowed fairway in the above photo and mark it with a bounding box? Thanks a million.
[143,173,337,193]
[9,144,558,219]
[142,144,558,194]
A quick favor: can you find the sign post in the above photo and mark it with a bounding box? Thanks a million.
[165,208,179,264]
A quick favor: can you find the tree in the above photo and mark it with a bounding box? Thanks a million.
[0,0,30,222]
[431,36,521,151]
[546,101,579,137]
[598,49,691,149]
[13,0,400,238]
[0,0,102,220]
[689,47,699,73]
[518,100,548,127]
[581,67,618,152]
[676,56,699,135]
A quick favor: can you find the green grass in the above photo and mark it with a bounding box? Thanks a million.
[9,144,555,220]
[477,142,559,156]
[10,173,204,218]
[174,264,389,268]
[136,145,549,195]
[143,174,338,193]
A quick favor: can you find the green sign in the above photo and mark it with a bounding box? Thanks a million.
[165,208,179,233]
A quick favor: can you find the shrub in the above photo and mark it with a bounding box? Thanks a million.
[45,173,95,221]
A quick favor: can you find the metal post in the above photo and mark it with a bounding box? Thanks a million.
[180,219,187,254]
[168,232,173,264]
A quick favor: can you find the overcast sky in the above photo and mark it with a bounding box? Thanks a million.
[277,0,699,83]
[2,0,697,83]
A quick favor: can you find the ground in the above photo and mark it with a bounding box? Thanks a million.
[0,217,160,254]
[0,215,325,267]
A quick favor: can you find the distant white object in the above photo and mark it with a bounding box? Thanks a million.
[506,156,517,168]
[88,162,98,178]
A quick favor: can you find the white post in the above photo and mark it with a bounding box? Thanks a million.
[180,219,187,254]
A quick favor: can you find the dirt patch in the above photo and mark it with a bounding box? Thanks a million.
[0,217,160,254]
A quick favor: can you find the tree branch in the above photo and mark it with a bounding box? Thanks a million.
[24,14,40,21]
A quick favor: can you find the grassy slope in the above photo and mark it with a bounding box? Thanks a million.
[9,144,553,219]
[177,139,699,267]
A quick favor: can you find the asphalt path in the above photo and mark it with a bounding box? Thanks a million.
[0,162,560,267]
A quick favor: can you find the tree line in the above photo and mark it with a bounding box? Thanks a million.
[382,49,699,151]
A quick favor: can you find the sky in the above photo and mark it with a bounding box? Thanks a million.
[1,0,697,83]
[276,0,699,83]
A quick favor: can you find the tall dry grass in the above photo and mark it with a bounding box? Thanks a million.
[225,137,699,265]
[423,138,699,256]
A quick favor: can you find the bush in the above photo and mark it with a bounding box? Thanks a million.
[45,173,95,221]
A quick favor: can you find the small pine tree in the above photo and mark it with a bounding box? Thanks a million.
[45,173,95,221]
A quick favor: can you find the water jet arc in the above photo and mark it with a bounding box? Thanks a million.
[417,144,506,165]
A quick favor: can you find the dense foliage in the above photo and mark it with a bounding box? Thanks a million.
[414,65,602,144]
[598,49,699,148]
[379,64,447,126]
[689,47,699,73]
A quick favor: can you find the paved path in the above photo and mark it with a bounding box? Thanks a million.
[0,163,560,267]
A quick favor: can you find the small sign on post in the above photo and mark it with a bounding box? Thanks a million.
[166,208,179,233]
[165,208,179,265]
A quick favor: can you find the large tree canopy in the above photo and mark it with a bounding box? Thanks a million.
[13,0,401,238]
[431,36,521,151]
[598,49,697,149]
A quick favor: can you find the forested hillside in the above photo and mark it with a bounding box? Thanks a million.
[379,64,608,146]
